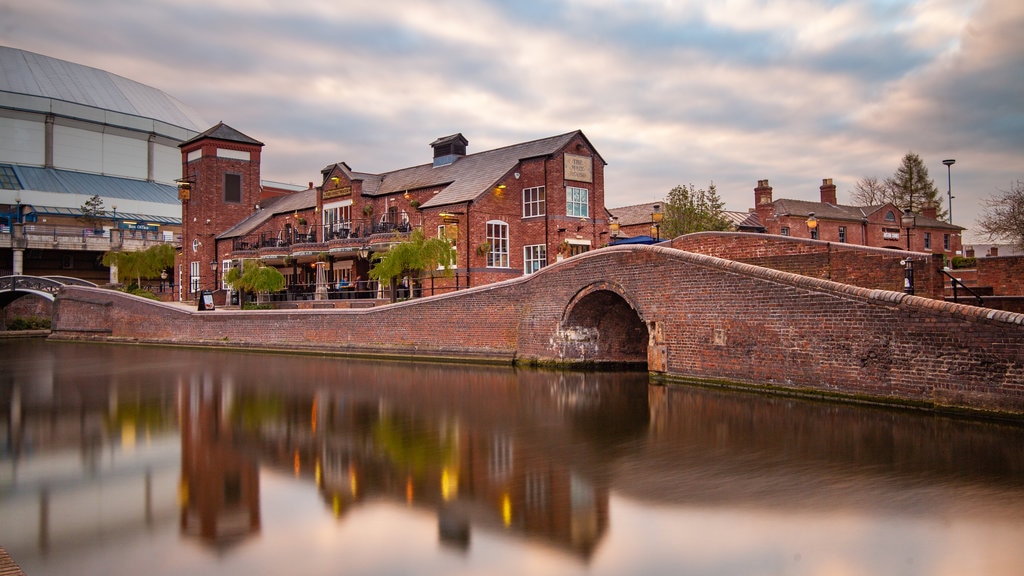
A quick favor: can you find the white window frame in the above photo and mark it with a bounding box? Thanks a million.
[221,259,233,290]
[189,260,200,294]
[523,244,546,275]
[523,186,546,218]
[437,224,458,268]
[486,220,509,268]
[566,186,589,218]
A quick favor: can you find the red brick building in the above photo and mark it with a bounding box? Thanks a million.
[752,178,965,257]
[177,123,610,302]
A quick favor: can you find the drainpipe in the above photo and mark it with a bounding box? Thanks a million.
[465,200,472,288]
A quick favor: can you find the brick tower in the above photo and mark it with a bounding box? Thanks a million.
[177,123,264,300]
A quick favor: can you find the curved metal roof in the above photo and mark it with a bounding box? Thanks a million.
[0,46,207,132]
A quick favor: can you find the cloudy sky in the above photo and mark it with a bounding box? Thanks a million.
[3,0,1022,241]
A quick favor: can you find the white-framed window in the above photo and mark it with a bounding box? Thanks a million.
[221,259,233,290]
[323,202,352,238]
[438,224,458,268]
[523,244,546,274]
[838,226,847,243]
[486,220,509,268]
[189,260,200,294]
[567,186,589,218]
[780,227,790,236]
[924,232,931,250]
[944,234,950,250]
[523,186,546,218]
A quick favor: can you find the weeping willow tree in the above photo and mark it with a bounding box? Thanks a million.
[102,243,175,289]
[224,259,286,304]
[369,228,456,302]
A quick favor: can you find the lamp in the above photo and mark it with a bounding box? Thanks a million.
[806,212,818,239]
[942,159,955,224]
[901,208,916,251]
[650,204,663,241]
[609,217,620,239]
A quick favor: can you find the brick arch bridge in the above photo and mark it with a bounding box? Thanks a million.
[51,244,1024,417]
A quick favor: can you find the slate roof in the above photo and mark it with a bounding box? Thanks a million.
[181,122,264,148]
[217,186,315,239]
[356,130,599,209]
[607,201,661,226]
[769,198,964,231]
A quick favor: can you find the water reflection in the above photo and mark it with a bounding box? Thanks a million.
[2,340,1024,576]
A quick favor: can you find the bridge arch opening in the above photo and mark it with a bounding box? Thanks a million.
[559,287,649,367]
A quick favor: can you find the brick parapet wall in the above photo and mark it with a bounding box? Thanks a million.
[977,256,1024,296]
[669,232,946,298]
[52,242,1024,417]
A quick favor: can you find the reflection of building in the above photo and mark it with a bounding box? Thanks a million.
[178,379,261,546]
[216,371,636,561]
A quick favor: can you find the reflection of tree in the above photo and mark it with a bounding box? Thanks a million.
[232,396,285,432]
[373,414,456,477]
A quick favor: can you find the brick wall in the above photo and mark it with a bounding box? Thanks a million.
[977,256,1024,296]
[52,243,1024,416]
[668,232,946,298]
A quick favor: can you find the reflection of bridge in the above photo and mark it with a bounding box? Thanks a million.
[0,275,96,305]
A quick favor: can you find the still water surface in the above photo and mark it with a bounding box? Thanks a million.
[2,339,1023,576]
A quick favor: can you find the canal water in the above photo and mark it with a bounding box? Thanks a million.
[2,339,1023,576]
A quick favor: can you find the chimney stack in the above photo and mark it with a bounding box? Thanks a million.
[922,201,938,220]
[755,179,773,206]
[820,178,837,205]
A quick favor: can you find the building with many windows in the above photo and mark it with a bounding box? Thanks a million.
[180,124,611,302]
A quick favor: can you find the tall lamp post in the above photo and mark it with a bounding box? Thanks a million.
[901,208,916,295]
[942,159,955,224]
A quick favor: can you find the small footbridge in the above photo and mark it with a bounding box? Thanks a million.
[0,275,96,306]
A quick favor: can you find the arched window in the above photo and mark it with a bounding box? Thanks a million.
[486,220,509,268]
[885,210,896,222]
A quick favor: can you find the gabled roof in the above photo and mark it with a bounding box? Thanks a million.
[338,130,601,209]
[772,198,964,230]
[180,122,264,148]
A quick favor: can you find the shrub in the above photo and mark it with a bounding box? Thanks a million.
[7,316,51,330]
[950,256,977,269]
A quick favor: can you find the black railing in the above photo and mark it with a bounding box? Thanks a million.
[941,268,985,306]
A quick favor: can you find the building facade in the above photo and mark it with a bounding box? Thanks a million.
[179,124,611,302]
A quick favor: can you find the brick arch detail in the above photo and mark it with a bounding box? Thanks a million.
[556,281,650,366]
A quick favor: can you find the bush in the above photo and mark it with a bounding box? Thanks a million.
[7,316,51,330]
[950,256,977,269]
[127,287,159,300]
[242,302,275,310]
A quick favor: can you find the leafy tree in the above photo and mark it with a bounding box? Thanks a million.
[886,152,946,219]
[225,259,286,303]
[661,182,731,238]
[977,179,1024,250]
[369,228,456,302]
[79,194,106,230]
[102,243,175,288]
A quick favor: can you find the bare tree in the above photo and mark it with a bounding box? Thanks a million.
[851,176,892,206]
[977,179,1024,250]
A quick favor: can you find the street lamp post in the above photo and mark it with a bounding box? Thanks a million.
[901,208,917,295]
[942,159,955,224]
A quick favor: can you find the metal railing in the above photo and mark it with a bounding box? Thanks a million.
[941,268,985,306]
